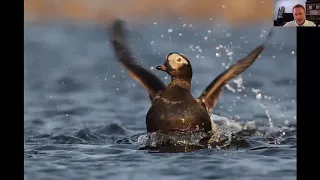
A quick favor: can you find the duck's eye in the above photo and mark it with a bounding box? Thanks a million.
[176,58,181,62]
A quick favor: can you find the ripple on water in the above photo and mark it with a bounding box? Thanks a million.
[55,76,88,94]
[24,23,296,180]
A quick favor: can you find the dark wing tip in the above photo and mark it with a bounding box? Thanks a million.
[111,19,125,27]
[262,28,274,46]
[266,28,274,38]
[110,19,127,43]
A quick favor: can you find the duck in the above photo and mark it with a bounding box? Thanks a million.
[108,19,273,143]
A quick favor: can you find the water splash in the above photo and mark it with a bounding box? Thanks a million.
[252,88,273,128]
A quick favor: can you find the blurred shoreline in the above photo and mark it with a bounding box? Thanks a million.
[24,0,273,26]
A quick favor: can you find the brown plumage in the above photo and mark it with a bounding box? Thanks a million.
[109,19,273,135]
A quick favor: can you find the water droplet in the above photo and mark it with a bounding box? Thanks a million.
[226,84,236,93]
[227,51,233,56]
[256,93,262,99]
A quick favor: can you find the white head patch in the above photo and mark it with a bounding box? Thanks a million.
[166,53,189,70]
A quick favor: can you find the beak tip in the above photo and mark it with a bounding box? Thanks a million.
[156,65,166,71]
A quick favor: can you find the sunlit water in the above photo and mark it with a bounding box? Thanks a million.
[24,20,296,180]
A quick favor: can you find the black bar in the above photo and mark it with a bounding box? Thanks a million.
[297,27,320,180]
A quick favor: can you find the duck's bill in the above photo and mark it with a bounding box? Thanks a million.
[156,65,167,71]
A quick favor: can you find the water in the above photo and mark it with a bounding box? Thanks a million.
[24,21,296,180]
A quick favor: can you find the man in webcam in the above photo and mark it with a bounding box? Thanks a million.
[283,4,316,27]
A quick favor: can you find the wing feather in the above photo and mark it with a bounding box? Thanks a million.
[109,19,166,101]
[197,29,274,112]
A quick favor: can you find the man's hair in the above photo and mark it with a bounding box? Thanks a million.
[292,4,305,11]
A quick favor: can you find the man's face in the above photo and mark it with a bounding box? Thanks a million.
[293,7,306,25]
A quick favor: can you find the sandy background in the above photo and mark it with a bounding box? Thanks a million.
[24,0,274,26]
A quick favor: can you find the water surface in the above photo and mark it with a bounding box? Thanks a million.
[24,21,296,180]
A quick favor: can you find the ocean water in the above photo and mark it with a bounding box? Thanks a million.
[24,20,296,180]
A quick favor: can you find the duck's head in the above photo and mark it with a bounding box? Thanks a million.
[156,52,193,79]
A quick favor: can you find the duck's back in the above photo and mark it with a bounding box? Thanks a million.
[146,88,212,133]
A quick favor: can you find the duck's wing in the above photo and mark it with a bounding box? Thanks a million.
[109,19,166,102]
[197,29,274,112]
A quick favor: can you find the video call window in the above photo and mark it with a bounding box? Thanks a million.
[274,0,319,27]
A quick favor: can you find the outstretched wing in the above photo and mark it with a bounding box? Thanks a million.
[197,29,274,112]
[109,19,166,101]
